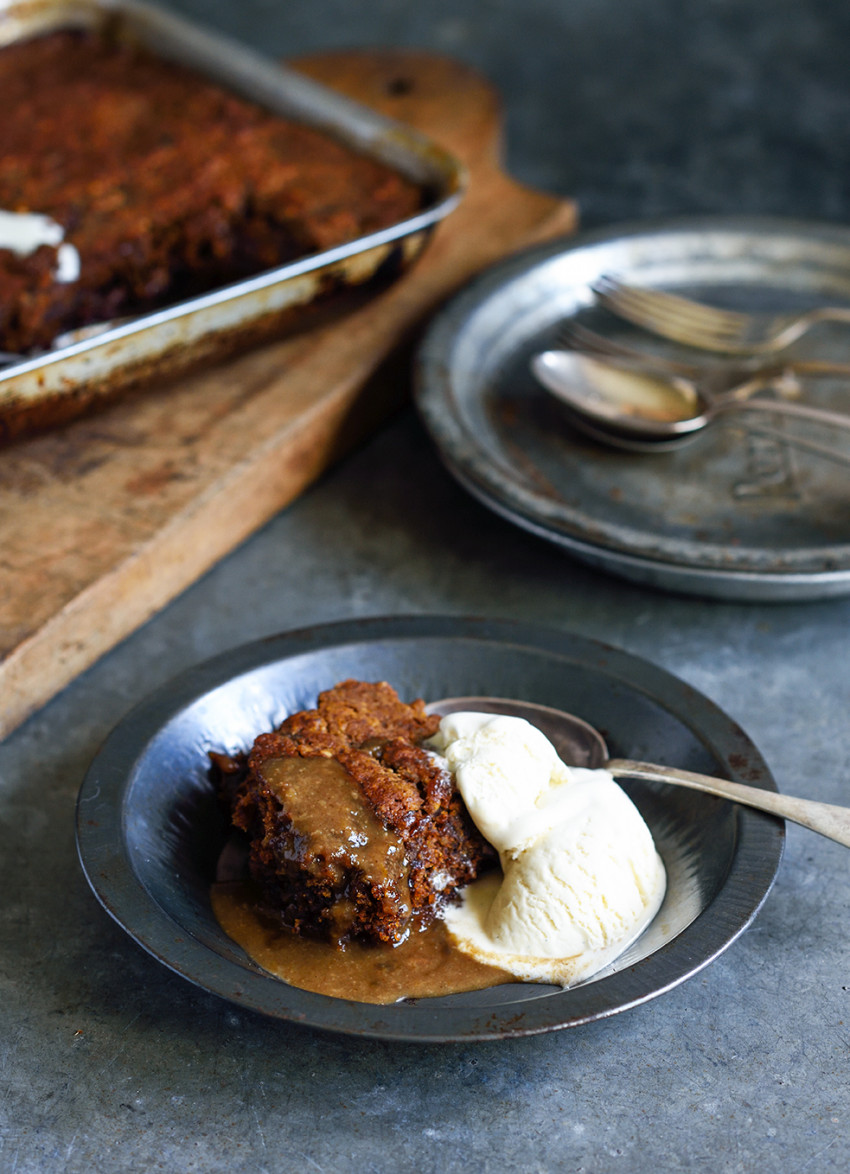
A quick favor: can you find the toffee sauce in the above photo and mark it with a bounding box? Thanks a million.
[212,881,515,1005]
[213,749,514,1004]
[260,752,410,895]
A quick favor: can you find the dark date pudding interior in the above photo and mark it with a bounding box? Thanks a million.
[211,680,513,1003]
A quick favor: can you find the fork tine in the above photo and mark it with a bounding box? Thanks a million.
[592,276,750,343]
[586,275,850,354]
[554,320,703,377]
[554,320,763,386]
[591,278,699,342]
[551,321,732,385]
[555,321,634,358]
[592,276,741,330]
[597,298,741,347]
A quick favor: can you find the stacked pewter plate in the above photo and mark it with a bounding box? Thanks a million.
[415,217,850,601]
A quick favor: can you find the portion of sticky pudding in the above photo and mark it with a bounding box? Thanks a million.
[213,681,495,948]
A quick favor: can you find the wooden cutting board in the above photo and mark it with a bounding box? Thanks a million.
[0,49,577,740]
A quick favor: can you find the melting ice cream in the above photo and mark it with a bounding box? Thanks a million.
[428,712,666,986]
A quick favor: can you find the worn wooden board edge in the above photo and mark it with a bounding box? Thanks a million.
[1,49,577,739]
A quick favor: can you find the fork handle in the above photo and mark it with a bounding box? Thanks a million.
[782,358,850,378]
[608,758,850,848]
[719,395,850,432]
[809,307,850,327]
[771,307,850,351]
[735,422,850,468]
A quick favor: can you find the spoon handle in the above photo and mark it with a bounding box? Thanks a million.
[607,759,850,848]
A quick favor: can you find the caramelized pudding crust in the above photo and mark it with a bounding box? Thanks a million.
[215,681,495,947]
[0,31,422,353]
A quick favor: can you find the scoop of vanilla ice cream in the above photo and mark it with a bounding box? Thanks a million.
[430,711,570,849]
[428,712,666,986]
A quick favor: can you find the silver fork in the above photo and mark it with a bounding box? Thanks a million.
[592,274,850,354]
[554,320,850,391]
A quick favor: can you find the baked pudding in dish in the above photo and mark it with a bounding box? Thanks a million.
[0,30,422,355]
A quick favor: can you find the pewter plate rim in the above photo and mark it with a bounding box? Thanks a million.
[75,615,783,1042]
[445,457,850,603]
[415,215,850,600]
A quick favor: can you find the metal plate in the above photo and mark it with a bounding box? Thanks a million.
[75,616,783,1042]
[0,0,464,429]
[415,217,850,600]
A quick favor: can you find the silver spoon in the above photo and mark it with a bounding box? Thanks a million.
[429,696,850,849]
[531,349,850,460]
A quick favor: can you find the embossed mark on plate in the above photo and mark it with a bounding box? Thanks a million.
[733,426,801,501]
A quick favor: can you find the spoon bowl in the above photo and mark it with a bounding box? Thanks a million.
[429,694,609,766]
[532,349,706,445]
[429,696,850,849]
[531,349,850,460]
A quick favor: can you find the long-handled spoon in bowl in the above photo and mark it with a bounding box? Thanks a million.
[429,697,850,849]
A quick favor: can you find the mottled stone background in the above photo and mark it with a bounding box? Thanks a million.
[2,2,849,1171]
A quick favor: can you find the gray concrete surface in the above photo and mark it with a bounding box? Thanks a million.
[3,1,850,1170]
